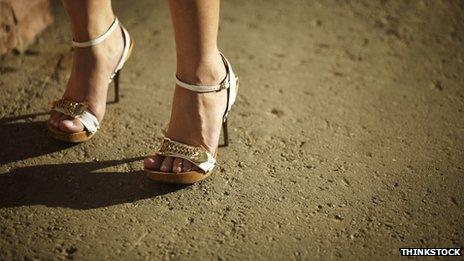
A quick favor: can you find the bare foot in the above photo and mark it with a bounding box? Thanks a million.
[48,24,124,133]
[144,51,227,173]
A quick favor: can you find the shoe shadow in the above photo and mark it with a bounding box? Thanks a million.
[0,157,184,210]
[0,112,72,165]
[0,108,118,165]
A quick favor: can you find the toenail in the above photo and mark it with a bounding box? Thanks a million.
[144,158,153,167]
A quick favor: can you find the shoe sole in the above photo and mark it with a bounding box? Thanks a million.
[144,169,212,185]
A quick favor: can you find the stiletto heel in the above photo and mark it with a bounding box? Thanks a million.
[114,70,120,103]
[222,119,229,147]
[145,53,239,184]
[47,17,133,143]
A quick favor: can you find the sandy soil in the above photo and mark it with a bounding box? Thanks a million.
[1,0,463,259]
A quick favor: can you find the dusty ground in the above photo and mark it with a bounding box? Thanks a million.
[1,0,463,260]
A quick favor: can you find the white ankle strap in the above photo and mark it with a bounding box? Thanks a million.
[175,76,229,93]
[175,53,238,122]
[175,53,234,93]
[72,18,119,48]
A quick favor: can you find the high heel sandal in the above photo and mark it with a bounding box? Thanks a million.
[47,17,134,143]
[144,53,239,184]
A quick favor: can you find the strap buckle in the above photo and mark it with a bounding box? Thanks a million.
[219,79,230,90]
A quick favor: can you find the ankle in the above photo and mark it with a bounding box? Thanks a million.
[176,50,226,85]
[71,13,116,42]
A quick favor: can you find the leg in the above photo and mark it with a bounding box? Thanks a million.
[144,0,227,173]
[49,0,124,133]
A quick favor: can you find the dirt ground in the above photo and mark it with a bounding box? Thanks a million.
[0,0,463,260]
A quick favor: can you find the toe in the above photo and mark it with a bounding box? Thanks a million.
[55,114,68,128]
[59,118,85,133]
[182,160,193,172]
[172,158,183,173]
[160,157,174,172]
[57,114,68,122]
[144,155,163,170]
[49,112,62,127]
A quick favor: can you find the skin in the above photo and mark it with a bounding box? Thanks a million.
[49,0,124,133]
[51,0,228,173]
[146,0,227,173]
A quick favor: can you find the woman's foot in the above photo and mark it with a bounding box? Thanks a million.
[144,51,227,173]
[48,20,124,133]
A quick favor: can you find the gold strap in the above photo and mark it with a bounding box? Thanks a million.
[52,99,87,118]
[51,99,100,134]
[156,138,217,172]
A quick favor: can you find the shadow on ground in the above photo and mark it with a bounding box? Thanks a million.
[0,113,69,165]
[0,113,183,210]
[0,106,117,165]
[0,157,183,209]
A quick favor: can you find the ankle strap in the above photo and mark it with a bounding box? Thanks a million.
[175,76,229,93]
[175,53,233,93]
[72,18,119,48]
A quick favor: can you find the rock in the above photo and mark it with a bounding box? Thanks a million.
[0,0,53,55]
[310,19,322,27]
[431,80,445,91]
